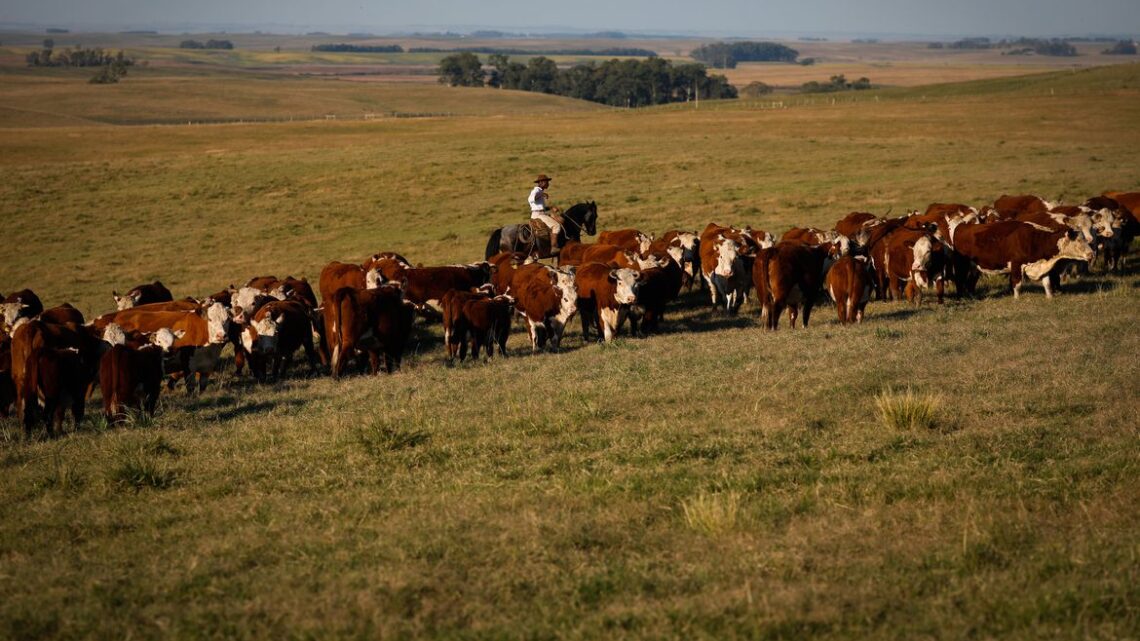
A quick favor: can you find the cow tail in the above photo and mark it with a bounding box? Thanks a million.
[485,229,503,261]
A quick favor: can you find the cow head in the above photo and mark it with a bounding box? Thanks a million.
[150,328,184,353]
[713,236,739,278]
[365,266,384,290]
[635,253,668,270]
[1057,230,1096,263]
[204,302,233,344]
[552,268,578,324]
[241,313,281,355]
[910,236,935,288]
[610,268,640,305]
[231,287,265,318]
[113,290,141,310]
[102,323,128,346]
[1090,208,1118,239]
[1,298,29,328]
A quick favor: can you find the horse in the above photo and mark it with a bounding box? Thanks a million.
[484,201,598,260]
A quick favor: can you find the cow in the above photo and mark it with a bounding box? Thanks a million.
[1,289,43,330]
[993,194,1054,217]
[112,281,173,310]
[441,289,489,361]
[752,242,838,330]
[699,234,751,313]
[651,230,701,290]
[96,302,233,393]
[559,242,659,270]
[487,252,532,294]
[874,227,947,304]
[833,212,882,239]
[239,300,321,382]
[362,252,413,283]
[575,263,639,343]
[324,285,414,377]
[781,227,836,245]
[597,229,653,255]
[627,250,684,336]
[40,304,85,326]
[401,262,495,316]
[826,255,874,324]
[951,221,1096,298]
[462,295,514,359]
[9,320,103,435]
[318,261,383,305]
[509,266,578,352]
[99,340,166,422]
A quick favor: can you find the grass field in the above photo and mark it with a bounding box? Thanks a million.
[1,59,1138,640]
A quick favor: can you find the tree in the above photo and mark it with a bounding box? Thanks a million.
[523,56,559,93]
[740,81,773,98]
[1103,41,1137,55]
[437,52,485,87]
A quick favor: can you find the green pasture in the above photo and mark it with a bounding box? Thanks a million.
[0,62,1138,640]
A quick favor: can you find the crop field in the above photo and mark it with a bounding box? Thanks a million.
[1,53,1139,640]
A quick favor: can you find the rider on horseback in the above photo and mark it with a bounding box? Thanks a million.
[529,174,563,245]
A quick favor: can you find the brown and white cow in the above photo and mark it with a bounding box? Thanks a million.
[1,289,43,331]
[318,261,383,305]
[509,266,578,352]
[362,252,413,283]
[575,263,640,342]
[40,304,86,326]
[874,227,947,304]
[324,284,414,377]
[239,300,321,382]
[826,255,874,324]
[993,194,1054,217]
[651,230,701,290]
[833,212,882,239]
[113,281,174,310]
[99,338,167,422]
[401,262,495,316]
[951,221,1096,298]
[699,234,751,313]
[752,242,838,330]
[441,289,489,361]
[597,229,653,255]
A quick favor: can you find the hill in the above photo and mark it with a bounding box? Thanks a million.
[0,62,1137,640]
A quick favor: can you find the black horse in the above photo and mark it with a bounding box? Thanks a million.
[484,201,598,260]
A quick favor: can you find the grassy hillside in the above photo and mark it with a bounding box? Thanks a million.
[1,63,1138,640]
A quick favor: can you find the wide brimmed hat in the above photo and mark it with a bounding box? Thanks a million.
[534,174,552,183]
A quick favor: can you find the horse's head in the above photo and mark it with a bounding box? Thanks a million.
[583,201,598,236]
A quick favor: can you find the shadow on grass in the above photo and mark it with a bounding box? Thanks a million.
[198,398,310,423]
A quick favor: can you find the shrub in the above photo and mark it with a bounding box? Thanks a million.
[741,81,774,98]
[874,387,942,431]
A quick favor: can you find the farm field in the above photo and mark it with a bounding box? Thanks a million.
[1,59,1139,640]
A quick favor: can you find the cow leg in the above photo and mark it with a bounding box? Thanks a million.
[367,350,381,375]
[835,297,847,324]
[1042,273,1054,299]
[526,321,540,352]
[936,278,945,304]
[788,305,798,329]
[1010,264,1023,299]
[802,301,813,328]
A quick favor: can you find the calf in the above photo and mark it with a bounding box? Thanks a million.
[826,255,874,324]
[462,295,514,359]
[699,235,751,313]
[441,289,489,361]
[113,281,173,310]
[576,263,639,343]
[325,285,414,377]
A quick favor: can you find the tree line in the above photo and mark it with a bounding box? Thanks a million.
[930,37,1079,56]
[310,43,657,57]
[25,45,134,69]
[311,44,403,53]
[180,39,234,50]
[438,53,737,107]
[689,41,799,69]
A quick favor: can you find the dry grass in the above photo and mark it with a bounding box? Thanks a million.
[874,387,943,431]
[0,61,1138,640]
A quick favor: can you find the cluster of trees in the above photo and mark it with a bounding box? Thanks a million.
[438,53,737,107]
[932,37,1078,56]
[690,41,799,69]
[25,45,134,70]
[311,44,403,53]
[801,74,872,93]
[179,39,234,50]
[1103,41,1137,55]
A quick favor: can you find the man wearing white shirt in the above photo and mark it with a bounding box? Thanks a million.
[528,174,563,242]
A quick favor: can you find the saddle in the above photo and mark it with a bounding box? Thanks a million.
[519,218,557,257]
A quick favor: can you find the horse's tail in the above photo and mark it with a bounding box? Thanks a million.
[485,228,503,261]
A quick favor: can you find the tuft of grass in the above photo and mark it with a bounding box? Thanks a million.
[681,491,742,535]
[355,419,431,456]
[35,448,85,493]
[874,387,943,431]
[109,444,179,492]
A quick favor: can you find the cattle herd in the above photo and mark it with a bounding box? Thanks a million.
[1,190,1136,438]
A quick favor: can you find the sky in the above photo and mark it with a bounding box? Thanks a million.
[1,0,1137,37]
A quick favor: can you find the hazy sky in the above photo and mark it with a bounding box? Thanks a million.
[2,0,1137,37]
